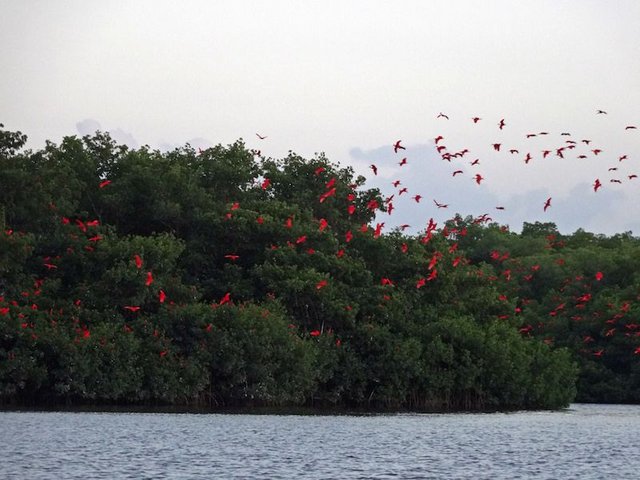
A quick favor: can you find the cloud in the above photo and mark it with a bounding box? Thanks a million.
[76,119,101,136]
[109,128,138,149]
[75,118,138,149]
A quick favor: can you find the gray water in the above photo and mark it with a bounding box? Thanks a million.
[0,403,638,479]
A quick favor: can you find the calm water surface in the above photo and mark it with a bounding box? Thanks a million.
[1,403,638,479]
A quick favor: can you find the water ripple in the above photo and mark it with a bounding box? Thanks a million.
[1,404,639,479]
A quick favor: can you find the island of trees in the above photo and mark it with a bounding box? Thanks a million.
[1,125,638,411]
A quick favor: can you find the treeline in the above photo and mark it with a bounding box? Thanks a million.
[2,124,634,411]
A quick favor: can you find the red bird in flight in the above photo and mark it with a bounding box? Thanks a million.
[256,133,267,139]
[593,179,602,192]
[543,197,552,212]
[393,140,405,153]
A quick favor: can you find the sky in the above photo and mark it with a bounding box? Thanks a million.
[1,0,639,235]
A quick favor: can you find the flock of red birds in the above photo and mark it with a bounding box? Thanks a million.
[366,110,637,222]
[3,111,638,360]
[251,109,639,358]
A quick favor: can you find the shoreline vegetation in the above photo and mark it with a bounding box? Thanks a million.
[1,125,639,412]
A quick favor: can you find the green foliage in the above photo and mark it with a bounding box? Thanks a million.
[1,124,607,411]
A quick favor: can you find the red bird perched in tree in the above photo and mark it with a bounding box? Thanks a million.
[370,164,378,175]
[261,178,271,190]
[366,199,379,210]
[374,223,384,238]
[159,290,166,303]
[543,197,552,212]
[134,254,143,269]
[595,271,604,281]
[219,292,231,305]
[285,217,293,228]
[398,157,408,166]
[593,179,602,192]
[416,278,426,289]
[295,235,307,244]
[224,254,240,261]
[393,140,405,153]
[145,271,154,286]
[318,218,328,232]
[124,306,141,312]
[316,279,328,290]
[498,118,506,130]
[314,166,326,175]
[347,205,356,215]
[381,277,394,286]
[319,187,336,203]
[427,269,437,281]
[345,230,353,242]
[310,330,321,337]
[99,180,111,188]
[474,174,484,185]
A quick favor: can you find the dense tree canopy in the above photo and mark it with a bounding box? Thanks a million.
[4,125,636,411]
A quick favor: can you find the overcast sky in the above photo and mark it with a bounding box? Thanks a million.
[1,0,639,235]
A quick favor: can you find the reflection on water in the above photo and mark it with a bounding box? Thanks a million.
[1,404,639,479]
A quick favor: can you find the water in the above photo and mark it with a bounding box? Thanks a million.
[1,404,639,479]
